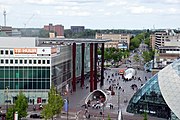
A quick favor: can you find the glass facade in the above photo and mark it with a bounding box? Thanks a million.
[0,66,50,90]
[127,74,171,119]
[75,43,90,83]
[76,43,90,77]
[51,45,72,92]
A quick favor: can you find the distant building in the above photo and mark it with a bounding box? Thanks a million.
[0,26,12,36]
[152,30,180,68]
[96,33,131,49]
[150,34,156,50]
[153,30,180,49]
[71,26,85,33]
[44,23,64,37]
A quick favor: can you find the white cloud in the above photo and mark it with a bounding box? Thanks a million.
[56,6,91,16]
[156,8,180,15]
[164,0,180,4]
[98,9,104,12]
[127,5,153,14]
[104,12,112,16]
[24,0,55,5]
[106,1,127,6]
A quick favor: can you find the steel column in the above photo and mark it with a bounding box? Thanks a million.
[81,43,85,88]
[94,43,98,90]
[90,43,94,92]
[72,43,76,92]
[100,43,104,87]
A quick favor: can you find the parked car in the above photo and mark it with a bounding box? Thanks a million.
[30,114,43,119]
[92,103,103,109]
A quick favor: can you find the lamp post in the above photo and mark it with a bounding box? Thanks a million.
[118,89,120,113]
[64,93,69,120]
[65,84,69,120]
[6,86,9,113]
[103,103,104,120]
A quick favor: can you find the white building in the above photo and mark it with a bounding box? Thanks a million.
[0,37,71,105]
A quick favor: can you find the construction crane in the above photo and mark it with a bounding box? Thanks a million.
[24,14,35,28]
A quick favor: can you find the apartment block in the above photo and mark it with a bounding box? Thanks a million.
[44,23,64,37]
[96,33,131,49]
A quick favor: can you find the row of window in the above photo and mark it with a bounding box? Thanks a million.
[0,59,50,64]
[0,81,50,89]
[0,50,13,55]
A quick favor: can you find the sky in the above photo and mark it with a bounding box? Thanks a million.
[0,0,180,29]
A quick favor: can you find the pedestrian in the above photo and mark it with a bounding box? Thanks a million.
[122,89,124,92]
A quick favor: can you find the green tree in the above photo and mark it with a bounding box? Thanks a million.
[14,92,28,119]
[6,92,28,120]
[143,112,148,120]
[142,50,154,63]
[108,114,111,120]
[39,29,49,38]
[134,54,140,63]
[42,85,64,120]
[6,107,15,120]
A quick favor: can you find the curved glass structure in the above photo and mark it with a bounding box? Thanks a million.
[127,59,180,119]
[127,74,170,118]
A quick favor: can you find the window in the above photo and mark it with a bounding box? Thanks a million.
[43,60,46,64]
[5,50,9,55]
[10,59,13,64]
[24,60,27,64]
[10,50,13,55]
[29,60,32,64]
[34,60,36,64]
[15,60,18,64]
[47,60,50,64]
[0,50,4,55]
[5,59,8,64]
[1,59,4,64]
[20,60,23,64]
[38,60,41,64]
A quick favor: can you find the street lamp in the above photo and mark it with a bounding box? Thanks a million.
[5,86,9,113]
[118,89,120,113]
[64,92,69,120]
[65,84,69,120]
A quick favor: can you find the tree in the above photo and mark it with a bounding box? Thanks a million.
[6,107,15,120]
[143,112,148,120]
[14,92,28,118]
[39,29,49,38]
[134,54,140,63]
[6,91,28,120]
[42,85,64,120]
[108,114,111,120]
[142,50,154,63]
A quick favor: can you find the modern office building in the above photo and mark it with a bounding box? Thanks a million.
[70,26,85,33]
[0,37,72,104]
[127,59,180,120]
[95,33,131,49]
[153,30,180,49]
[0,37,109,105]
[151,30,180,69]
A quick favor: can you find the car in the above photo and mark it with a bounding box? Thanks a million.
[30,114,43,119]
[92,103,103,109]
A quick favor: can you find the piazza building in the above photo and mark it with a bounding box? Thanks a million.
[127,59,180,120]
[0,37,110,105]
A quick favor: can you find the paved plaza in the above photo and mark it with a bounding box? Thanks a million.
[61,66,166,120]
